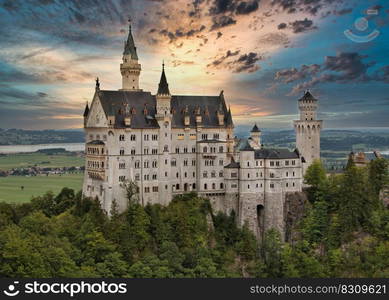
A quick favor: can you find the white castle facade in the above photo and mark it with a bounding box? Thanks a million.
[82,22,323,238]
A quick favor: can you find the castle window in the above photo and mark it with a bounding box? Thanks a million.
[247,162,250,167]
[175,147,180,153]
[286,182,289,187]
[219,171,223,177]
[192,160,196,166]
[193,183,196,189]
[176,184,180,190]
[270,173,275,178]
[184,172,187,178]
[153,186,158,192]
[211,171,216,178]
[212,183,216,189]
[184,147,188,153]
[193,172,195,177]
[144,161,149,168]
[286,172,289,177]
[256,172,259,177]
[285,160,289,166]
[192,147,196,153]
[119,134,125,141]
[176,172,179,178]
[214,133,219,139]
[292,160,296,165]
[202,134,208,140]
[144,134,149,141]
[256,161,258,166]
[270,161,274,166]
[270,183,274,188]
[164,145,169,152]
[130,134,136,141]
[248,173,250,179]
[184,160,188,166]
[231,184,237,188]
[152,148,158,154]
[165,172,168,177]
[152,174,157,180]
[248,184,250,189]
[204,183,207,190]
[152,134,158,141]
[231,172,237,178]
[203,172,208,178]
[135,174,140,181]
[119,162,125,169]
[165,185,168,190]
[135,161,140,168]
[144,148,149,155]
[119,176,126,182]
[120,148,124,156]
[165,159,168,165]
[276,161,280,166]
[152,161,157,168]
[131,148,136,155]
[203,146,207,153]
[293,171,295,177]
[219,146,223,153]
[219,159,223,166]
[293,182,295,187]
[220,183,224,189]
[144,174,149,180]
[171,159,176,167]
[145,187,150,193]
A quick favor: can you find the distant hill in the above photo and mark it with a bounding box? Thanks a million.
[0,128,85,145]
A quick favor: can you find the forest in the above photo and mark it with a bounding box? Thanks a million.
[0,157,388,278]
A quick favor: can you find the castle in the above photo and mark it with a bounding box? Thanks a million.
[82,21,323,239]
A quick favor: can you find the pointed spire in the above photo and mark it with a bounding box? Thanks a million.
[123,17,138,60]
[95,77,100,90]
[251,123,260,133]
[83,102,89,117]
[157,62,170,95]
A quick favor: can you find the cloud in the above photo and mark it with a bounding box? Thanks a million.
[210,15,237,30]
[278,22,287,29]
[274,52,381,95]
[290,18,317,33]
[231,52,263,73]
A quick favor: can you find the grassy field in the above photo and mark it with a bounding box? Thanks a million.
[0,173,83,203]
[0,152,84,170]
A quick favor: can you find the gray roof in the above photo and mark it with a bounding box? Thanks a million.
[157,64,170,95]
[123,24,138,60]
[87,140,105,145]
[95,90,233,129]
[238,139,254,151]
[251,123,260,132]
[299,91,317,101]
[254,148,300,159]
[225,160,240,168]
[171,95,233,128]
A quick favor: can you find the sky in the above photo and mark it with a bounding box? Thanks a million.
[0,0,388,130]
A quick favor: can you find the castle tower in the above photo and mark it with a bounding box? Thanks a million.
[120,19,141,91]
[249,123,261,150]
[294,91,323,173]
[155,63,172,205]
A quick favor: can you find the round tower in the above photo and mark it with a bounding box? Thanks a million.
[293,91,323,173]
[120,19,141,91]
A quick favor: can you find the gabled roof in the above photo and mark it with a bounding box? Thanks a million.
[171,95,233,128]
[157,64,170,95]
[97,90,159,129]
[94,90,233,129]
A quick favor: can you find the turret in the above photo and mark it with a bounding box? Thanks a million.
[156,62,171,118]
[249,123,261,150]
[294,90,323,173]
[83,102,89,127]
[120,19,141,91]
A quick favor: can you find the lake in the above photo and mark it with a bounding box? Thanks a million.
[0,143,85,154]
